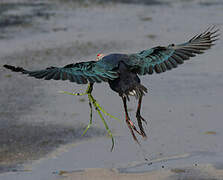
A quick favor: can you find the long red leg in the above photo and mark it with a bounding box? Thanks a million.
[136,95,147,138]
[122,96,141,143]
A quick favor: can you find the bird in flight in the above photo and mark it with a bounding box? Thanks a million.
[4,26,219,150]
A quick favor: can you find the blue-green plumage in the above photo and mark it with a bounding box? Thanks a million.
[3,26,219,142]
[4,27,218,87]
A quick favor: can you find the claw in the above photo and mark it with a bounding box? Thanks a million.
[136,95,147,138]
[122,96,145,143]
[136,113,147,138]
[128,119,143,136]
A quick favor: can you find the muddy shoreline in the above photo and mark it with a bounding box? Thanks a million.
[0,0,223,179]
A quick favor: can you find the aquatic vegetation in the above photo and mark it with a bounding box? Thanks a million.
[60,83,121,151]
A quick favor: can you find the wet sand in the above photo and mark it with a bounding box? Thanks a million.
[0,0,223,179]
[57,164,223,180]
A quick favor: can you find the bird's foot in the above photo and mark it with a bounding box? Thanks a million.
[126,118,139,144]
[126,115,147,144]
[136,112,147,125]
[128,119,142,136]
[136,112,147,138]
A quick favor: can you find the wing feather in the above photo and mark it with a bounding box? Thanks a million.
[3,61,118,84]
[127,26,219,75]
[4,26,219,81]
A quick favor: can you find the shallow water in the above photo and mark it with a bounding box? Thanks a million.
[0,0,223,179]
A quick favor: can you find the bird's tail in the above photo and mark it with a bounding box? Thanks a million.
[128,84,148,100]
[3,65,29,74]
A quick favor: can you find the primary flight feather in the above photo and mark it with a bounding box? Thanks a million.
[4,26,219,142]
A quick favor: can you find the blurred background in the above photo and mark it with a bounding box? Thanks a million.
[0,0,223,179]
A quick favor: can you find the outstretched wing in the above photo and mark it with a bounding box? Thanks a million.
[127,26,220,75]
[3,61,118,84]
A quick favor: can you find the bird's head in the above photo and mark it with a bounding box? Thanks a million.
[96,53,105,61]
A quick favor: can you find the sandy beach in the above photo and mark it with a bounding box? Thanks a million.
[0,0,223,179]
